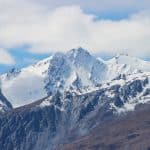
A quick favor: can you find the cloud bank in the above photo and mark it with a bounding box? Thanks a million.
[0,0,150,65]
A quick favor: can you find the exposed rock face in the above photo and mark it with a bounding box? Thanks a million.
[1,47,150,108]
[0,73,149,150]
[45,47,108,94]
[0,103,65,150]
[0,91,12,113]
[0,48,150,150]
[62,104,150,150]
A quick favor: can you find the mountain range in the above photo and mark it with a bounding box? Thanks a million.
[0,47,150,150]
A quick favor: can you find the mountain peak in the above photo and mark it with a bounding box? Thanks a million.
[115,52,129,58]
[67,47,90,59]
[110,52,137,64]
[107,52,150,74]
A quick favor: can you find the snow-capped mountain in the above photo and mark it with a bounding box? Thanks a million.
[0,57,51,107]
[0,71,150,150]
[108,53,150,72]
[106,53,150,80]
[0,47,150,108]
[45,47,107,94]
[0,47,150,150]
[0,47,107,107]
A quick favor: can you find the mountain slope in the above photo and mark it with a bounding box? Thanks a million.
[0,48,107,107]
[62,104,150,150]
[108,53,150,72]
[0,79,12,113]
[0,90,12,113]
[106,53,150,80]
[1,48,150,108]
[45,47,108,94]
[0,71,149,150]
[0,57,52,107]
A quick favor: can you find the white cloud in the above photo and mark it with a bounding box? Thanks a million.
[21,0,150,14]
[0,0,150,57]
[0,48,15,65]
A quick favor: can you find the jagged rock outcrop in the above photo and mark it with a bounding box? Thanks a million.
[0,72,149,150]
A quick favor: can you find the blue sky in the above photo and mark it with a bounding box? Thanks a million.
[0,0,150,73]
[0,46,50,74]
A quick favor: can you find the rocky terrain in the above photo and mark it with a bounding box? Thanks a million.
[62,104,150,150]
[0,47,150,150]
